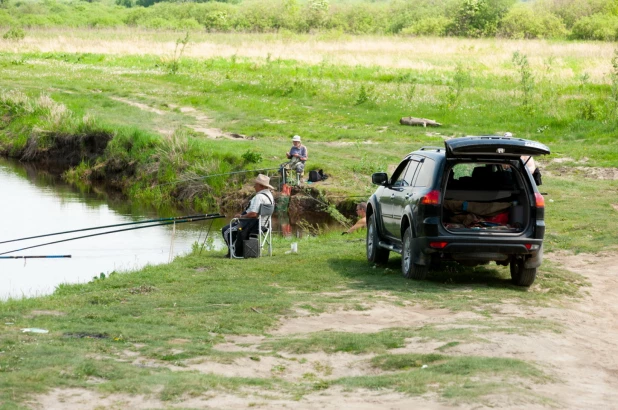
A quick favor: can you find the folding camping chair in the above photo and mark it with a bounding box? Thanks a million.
[228,203,274,259]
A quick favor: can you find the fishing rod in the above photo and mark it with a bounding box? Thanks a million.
[157,167,281,187]
[0,214,224,256]
[0,213,219,245]
[0,255,71,259]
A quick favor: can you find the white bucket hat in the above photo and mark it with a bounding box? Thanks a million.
[292,135,301,142]
[255,174,275,190]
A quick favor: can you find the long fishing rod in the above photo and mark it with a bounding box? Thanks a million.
[0,255,71,259]
[0,214,224,256]
[157,167,281,187]
[0,213,219,246]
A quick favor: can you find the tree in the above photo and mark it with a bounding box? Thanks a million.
[448,0,515,37]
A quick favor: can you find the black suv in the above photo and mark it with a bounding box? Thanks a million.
[366,136,550,286]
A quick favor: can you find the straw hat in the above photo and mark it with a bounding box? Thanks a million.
[292,135,301,142]
[255,174,275,190]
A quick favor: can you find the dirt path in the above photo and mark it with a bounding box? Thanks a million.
[31,252,618,409]
[529,252,618,408]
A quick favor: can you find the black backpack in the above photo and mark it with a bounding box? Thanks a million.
[308,170,322,182]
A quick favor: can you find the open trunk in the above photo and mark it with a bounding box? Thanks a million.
[441,161,530,233]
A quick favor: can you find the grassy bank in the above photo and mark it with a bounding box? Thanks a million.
[0,232,586,408]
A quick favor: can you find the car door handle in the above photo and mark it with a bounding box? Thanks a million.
[391,193,395,198]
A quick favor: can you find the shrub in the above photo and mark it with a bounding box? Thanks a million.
[548,0,612,28]
[141,16,174,29]
[448,0,516,37]
[400,16,451,36]
[570,13,618,40]
[115,0,134,8]
[499,6,566,39]
[2,27,25,41]
[88,15,123,28]
[241,150,263,164]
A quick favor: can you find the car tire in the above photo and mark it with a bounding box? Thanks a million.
[401,227,428,280]
[510,259,537,287]
[367,214,389,265]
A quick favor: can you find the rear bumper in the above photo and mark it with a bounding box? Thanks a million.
[416,237,544,267]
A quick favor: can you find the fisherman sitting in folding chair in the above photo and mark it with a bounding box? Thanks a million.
[222,174,275,258]
[280,135,308,185]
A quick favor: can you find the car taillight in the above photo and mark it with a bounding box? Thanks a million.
[430,241,448,249]
[421,190,441,205]
[534,192,545,208]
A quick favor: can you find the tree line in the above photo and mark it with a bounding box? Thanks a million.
[1,0,618,41]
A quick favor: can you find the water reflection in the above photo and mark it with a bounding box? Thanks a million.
[0,157,225,299]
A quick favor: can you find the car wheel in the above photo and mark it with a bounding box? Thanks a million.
[510,259,537,287]
[401,227,428,280]
[367,214,389,265]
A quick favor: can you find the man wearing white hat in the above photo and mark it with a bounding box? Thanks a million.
[222,174,275,257]
[284,135,308,179]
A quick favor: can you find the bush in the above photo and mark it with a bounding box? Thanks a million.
[499,6,566,39]
[88,15,123,28]
[571,13,618,40]
[115,0,134,8]
[400,16,451,36]
[548,0,613,28]
[2,27,25,41]
[448,0,516,37]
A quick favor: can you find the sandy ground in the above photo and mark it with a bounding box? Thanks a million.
[30,252,618,410]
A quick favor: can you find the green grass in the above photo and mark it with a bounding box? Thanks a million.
[334,353,550,400]
[0,232,583,407]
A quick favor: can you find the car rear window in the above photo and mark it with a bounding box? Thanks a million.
[448,162,517,190]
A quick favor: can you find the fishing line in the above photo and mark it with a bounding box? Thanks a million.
[156,167,281,188]
[199,219,216,255]
[0,215,224,256]
[0,255,71,259]
[0,213,219,245]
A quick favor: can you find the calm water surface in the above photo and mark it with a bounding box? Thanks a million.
[0,158,225,299]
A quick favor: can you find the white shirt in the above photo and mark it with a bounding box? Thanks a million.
[246,189,274,225]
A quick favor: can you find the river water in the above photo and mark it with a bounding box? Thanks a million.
[0,158,227,299]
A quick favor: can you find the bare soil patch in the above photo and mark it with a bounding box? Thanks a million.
[272,302,476,335]
[545,166,618,180]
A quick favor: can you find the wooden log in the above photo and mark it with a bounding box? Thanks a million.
[400,117,442,127]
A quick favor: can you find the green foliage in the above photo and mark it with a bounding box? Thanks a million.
[116,0,134,8]
[445,62,470,109]
[577,72,598,120]
[512,51,534,112]
[448,0,515,37]
[241,149,263,164]
[2,27,25,41]
[499,5,567,39]
[0,0,618,39]
[165,32,189,75]
[355,84,371,105]
[400,16,451,37]
[610,49,618,117]
[548,0,614,28]
[571,13,618,40]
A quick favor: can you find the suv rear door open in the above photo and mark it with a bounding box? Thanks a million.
[445,136,550,158]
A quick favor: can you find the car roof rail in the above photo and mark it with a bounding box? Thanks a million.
[419,146,443,152]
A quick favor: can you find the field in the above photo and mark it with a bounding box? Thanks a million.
[1,29,618,409]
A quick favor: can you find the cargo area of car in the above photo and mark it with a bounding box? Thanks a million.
[441,162,530,233]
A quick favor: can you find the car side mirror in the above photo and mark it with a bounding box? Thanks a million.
[372,172,388,185]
